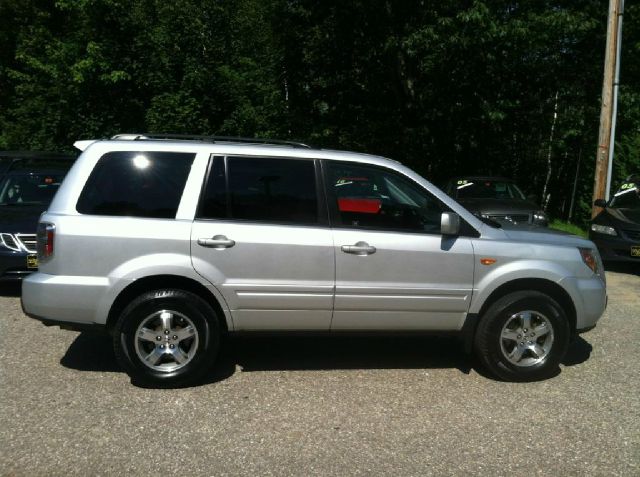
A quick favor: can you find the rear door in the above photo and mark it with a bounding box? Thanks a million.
[191,155,334,331]
[324,161,475,331]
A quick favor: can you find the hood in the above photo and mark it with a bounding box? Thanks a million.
[499,223,592,248]
[0,205,45,234]
[595,207,640,228]
[457,198,539,214]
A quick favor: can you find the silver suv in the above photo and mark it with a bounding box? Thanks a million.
[21,135,607,386]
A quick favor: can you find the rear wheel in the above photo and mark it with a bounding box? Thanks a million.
[113,289,220,387]
[474,291,570,381]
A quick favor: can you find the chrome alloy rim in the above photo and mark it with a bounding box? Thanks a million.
[499,310,554,367]
[134,310,199,372]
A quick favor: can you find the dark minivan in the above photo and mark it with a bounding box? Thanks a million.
[590,175,640,263]
[0,151,76,281]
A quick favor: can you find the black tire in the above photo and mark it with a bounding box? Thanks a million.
[474,290,570,382]
[113,289,220,388]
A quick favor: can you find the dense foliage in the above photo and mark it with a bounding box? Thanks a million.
[1,0,638,226]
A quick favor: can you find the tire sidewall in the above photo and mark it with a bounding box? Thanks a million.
[115,290,219,386]
[480,293,570,380]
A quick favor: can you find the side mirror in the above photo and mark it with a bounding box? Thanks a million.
[594,199,608,208]
[441,212,460,236]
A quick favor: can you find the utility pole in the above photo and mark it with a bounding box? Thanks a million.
[592,0,623,218]
[605,0,624,201]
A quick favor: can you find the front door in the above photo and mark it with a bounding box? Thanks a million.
[191,155,334,331]
[324,161,475,330]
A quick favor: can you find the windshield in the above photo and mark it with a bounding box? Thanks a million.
[609,181,640,210]
[454,179,526,200]
[0,173,64,205]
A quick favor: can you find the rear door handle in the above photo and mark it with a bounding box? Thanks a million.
[341,241,376,256]
[197,235,236,249]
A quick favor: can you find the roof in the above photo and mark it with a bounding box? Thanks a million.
[75,134,401,170]
[110,133,312,148]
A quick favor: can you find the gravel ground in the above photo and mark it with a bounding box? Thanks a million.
[1,268,638,476]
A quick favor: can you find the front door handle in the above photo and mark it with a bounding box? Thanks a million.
[197,235,236,249]
[341,241,376,256]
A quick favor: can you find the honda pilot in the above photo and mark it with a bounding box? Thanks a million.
[21,135,607,387]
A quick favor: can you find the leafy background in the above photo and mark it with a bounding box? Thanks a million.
[1,0,638,227]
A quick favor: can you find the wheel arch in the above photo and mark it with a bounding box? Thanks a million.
[462,278,577,352]
[106,274,230,334]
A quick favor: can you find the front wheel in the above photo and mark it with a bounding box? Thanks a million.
[113,289,220,387]
[474,291,570,381]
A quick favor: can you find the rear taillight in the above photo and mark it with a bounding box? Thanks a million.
[37,222,55,261]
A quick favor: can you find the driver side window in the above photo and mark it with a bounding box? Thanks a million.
[326,161,444,233]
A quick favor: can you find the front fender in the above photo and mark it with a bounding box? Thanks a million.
[468,259,574,314]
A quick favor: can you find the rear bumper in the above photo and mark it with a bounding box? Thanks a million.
[22,301,105,332]
[21,272,110,326]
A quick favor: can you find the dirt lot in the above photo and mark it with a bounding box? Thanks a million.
[1,268,638,476]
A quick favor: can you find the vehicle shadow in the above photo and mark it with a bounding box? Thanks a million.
[60,332,594,387]
[0,282,22,297]
[60,331,237,385]
[228,335,473,374]
[59,332,120,372]
[61,333,475,385]
[562,336,593,366]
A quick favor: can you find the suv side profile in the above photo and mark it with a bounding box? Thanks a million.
[21,135,607,387]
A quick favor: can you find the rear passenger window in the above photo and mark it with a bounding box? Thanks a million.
[197,156,318,225]
[77,151,195,218]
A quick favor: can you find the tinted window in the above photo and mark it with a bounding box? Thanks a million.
[77,151,195,218]
[198,156,318,224]
[0,173,65,205]
[326,162,443,233]
[454,179,525,200]
[610,181,640,210]
[198,156,227,219]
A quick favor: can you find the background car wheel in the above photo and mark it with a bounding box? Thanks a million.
[113,289,220,388]
[474,290,570,381]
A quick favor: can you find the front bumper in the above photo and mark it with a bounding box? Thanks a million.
[558,275,607,331]
[590,232,640,263]
[0,249,36,281]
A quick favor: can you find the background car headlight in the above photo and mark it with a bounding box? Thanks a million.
[0,233,22,251]
[533,210,548,223]
[590,224,617,236]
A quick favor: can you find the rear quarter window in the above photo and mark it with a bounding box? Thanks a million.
[76,151,195,218]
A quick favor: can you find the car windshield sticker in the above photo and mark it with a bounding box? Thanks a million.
[614,182,637,197]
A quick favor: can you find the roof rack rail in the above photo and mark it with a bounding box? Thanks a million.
[110,133,312,149]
